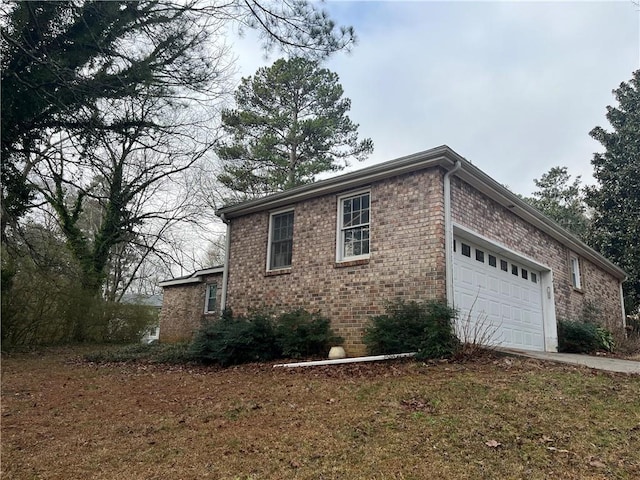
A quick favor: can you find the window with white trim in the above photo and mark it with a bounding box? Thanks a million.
[204,284,217,314]
[570,254,582,289]
[267,209,294,270]
[338,191,370,260]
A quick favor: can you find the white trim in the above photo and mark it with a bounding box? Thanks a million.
[335,188,371,263]
[266,207,295,271]
[620,282,627,329]
[158,266,224,288]
[159,277,202,287]
[444,160,462,306]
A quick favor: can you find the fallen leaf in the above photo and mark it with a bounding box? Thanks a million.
[546,446,570,454]
[485,440,502,448]
[589,459,606,469]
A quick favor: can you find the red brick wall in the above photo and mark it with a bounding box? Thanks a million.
[451,177,623,331]
[226,169,447,355]
[159,273,222,343]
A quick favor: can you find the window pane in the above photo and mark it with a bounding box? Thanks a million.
[512,265,518,276]
[461,243,471,257]
[500,260,508,272]
[476,249,485,262]
[341,193,370,258]
[206,285,216,313]
[488,254,497,267]
[531,272,537,283]
[270,211,294,269]
[522,269,528,280]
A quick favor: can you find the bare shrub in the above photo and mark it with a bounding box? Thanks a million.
[455,293,501,359]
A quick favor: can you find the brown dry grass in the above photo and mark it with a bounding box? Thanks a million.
[2,347,639,480]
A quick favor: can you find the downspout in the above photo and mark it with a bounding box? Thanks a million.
[443,160,462,306]
[620,281,627,331]
[219,213,231,314]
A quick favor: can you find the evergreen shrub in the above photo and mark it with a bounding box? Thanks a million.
[557,320,602,353]
[364,299,459,360]
[189,308,341,366]
[275,309,342,359]
[189,311,278,366]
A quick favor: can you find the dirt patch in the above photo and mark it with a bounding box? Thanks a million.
[2,348,639,479]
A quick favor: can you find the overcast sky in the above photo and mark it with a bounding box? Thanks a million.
[230,0,639,196]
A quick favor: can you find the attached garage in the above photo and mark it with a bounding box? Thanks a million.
[452,235,547,351]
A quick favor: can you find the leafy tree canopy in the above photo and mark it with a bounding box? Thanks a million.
[586,69,640,314]
[216,57,373,199]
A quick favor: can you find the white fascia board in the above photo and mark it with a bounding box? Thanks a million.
[193,267,224,276]
[158,266,223,288]
[158,277,202,287]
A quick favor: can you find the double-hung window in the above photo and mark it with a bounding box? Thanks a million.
[204,284,217,314]
[268,210,294,270]
[570,254,582,289]
[338,191,370,261]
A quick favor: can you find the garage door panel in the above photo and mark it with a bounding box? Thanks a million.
[454,237,545,351]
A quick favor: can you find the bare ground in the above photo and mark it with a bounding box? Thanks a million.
[2,347,639,479]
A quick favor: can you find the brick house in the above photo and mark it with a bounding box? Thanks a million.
[159,145,626,355]
[158,267,223,342]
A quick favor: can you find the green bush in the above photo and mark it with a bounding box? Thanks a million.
[189,311,279,366]
[364,299,459,360]
[189,308,341,366]
[557,320,603,353]
[275,309,342,359]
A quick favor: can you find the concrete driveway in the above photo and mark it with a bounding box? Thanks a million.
[499,349,640,374]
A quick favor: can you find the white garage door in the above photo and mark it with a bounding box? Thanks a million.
[453,237,545,351]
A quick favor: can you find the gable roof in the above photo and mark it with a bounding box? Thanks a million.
[215,145,626,281]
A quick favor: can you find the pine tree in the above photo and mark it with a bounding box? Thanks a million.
[216,57,373,199]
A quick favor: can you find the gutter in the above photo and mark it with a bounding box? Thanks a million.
[219,213,231,313]
[444,159,462,305]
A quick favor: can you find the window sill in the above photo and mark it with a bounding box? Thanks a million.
[334,258,370,268]
[572,286,585,294]
[265,268,292,277]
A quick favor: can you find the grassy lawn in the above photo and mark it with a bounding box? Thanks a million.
[2,347,639,479]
